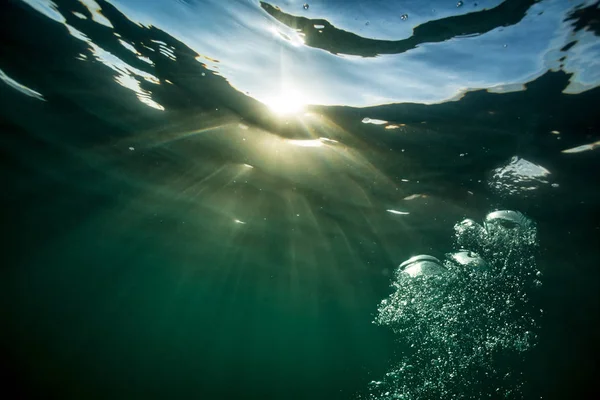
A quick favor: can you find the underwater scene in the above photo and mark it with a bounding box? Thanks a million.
[1,0,599,399]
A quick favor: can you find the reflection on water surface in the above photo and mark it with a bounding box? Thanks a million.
[1,0,599,399]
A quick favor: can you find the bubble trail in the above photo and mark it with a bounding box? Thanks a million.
[365,211,541,400]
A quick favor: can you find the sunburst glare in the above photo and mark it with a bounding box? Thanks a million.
[263,90,307,116]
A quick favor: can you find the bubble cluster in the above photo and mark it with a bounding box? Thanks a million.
[366,211,541,399]
[488,156,552,197]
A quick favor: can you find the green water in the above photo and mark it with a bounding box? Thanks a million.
[1,0,599,399]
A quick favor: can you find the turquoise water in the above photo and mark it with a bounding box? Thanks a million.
[1,1,599,399]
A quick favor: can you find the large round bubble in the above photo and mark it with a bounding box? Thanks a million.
[399,255,446,277]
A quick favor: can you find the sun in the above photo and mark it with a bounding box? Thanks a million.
[263,90,307,116]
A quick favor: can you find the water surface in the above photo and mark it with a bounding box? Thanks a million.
[1,1,599,399]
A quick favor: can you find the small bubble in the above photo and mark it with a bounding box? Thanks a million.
[551,183,559,188]
[503,44,508,48]
[533,279,542,288]
[401,14,408,21]
[365,20,370,26]
[303,3,309,10]
[457,1,464,7]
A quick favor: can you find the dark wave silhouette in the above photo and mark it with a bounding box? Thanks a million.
[261,0,537,57]
[566,0,600,36]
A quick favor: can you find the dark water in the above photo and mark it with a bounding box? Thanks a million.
[1,0,599,399]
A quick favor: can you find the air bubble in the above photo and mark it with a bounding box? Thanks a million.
[303,3,309,10]
[449,250,489,272]
[401,14,408,21]
[485,210,531,230]
[399,255,446,277]
[372,210,540,399]
[457,1,464,7]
